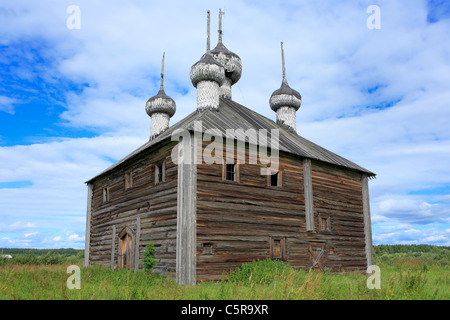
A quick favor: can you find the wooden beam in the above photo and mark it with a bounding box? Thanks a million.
[84,183,93,267]
[110,225,116,271]
[361,174,374,267]
[134,216,141,272]
[176,133,197,285]
[303,158,314,231]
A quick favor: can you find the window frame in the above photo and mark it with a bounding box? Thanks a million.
[102,186,109,203]
[267,169,282,188]
[124,169,133,190]
[118,225,135,270]
[319,214,331,233]
[269,236,286,261]
[222,159,240,183]
[202,242,213,255]
[155,161,166,185]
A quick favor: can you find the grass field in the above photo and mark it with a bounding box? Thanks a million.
[0,245,448,300]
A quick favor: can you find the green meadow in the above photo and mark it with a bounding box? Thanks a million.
[0,245,448,300]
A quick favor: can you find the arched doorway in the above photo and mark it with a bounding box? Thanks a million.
[118,226,135,270]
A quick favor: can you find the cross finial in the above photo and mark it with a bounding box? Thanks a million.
[218,8,224,43]
[160,52,165,91]
[281,41,287,84]
[207,10,211,54]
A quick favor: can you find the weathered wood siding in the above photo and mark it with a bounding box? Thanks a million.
[196,142,306,281]
[88,137,368,281]
[310,160,366,270]
[196,142,367,281]
[88,140,178,277]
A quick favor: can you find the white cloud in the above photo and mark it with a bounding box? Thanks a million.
[0,96,18,114]
[0,0,449,248]
[24,232,38,237]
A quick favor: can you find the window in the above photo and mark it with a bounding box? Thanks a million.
[222,160,239,182]
[270,172,278,186]
[319,214,331,232]
[203,243,213,255]
[267,169,282,187]
[155,162,165,184]
[158,164,163,182]
[102,186,109,203]
[226,163,235,181]
[328,245,335,255]
[124,170,133,190]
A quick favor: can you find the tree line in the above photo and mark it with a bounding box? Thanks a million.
[373,244,449,255]
[1,248,83,256]
[2,245,448,257]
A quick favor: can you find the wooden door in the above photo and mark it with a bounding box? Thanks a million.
[272,240,281,259]
[118,225,135,270]
[120,234,132,269]
[309,242,325,271]
[270,237,285,260]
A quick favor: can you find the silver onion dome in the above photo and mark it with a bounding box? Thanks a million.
[211,40,241,86]
[146,53,176,118]
[269,80,302,112]
[145,88,176,118]
[190,52,225,88]
[269,42,301,112]
[190,11,225,88]
[210,9,242,85]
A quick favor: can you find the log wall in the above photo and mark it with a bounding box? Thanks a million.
[88,140,178,277]
[311,160,366,270]
[196,142,367,281]
[88,138,368,282]
[196,143,306,281]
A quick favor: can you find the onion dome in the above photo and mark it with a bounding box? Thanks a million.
[269,80,302,112]
[210,9,242,86]
[190,10,225,88]
[269,42,301,112]
[146,52,176,118]
[190,52,225,88]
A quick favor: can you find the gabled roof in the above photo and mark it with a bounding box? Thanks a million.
[86,98,375,183]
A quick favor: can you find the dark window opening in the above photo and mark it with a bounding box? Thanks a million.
[102,187,109,202]
[203,243,213,255]
[226,164,235,181]
[320,216,331,232]
[157,164,163,183]
[270,172,279,186]
[155,162,165,184]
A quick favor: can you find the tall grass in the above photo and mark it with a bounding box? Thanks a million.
[1,246,448,300]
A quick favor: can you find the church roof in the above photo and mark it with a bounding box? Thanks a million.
[86,98,375,183]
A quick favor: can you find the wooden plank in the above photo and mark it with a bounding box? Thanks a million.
[134,216,140,271]
[110,225,115,271]
[303,158,314,231]
[362,174,374,267]
[85,183,93,267]
[176,132,197,285]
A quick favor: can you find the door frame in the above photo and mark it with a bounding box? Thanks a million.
[269,235,286,261]
[118,225,135,270]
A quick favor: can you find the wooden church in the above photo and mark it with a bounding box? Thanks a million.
[84,10,375,285]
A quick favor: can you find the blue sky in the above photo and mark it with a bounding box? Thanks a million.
[1,0,449,249]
